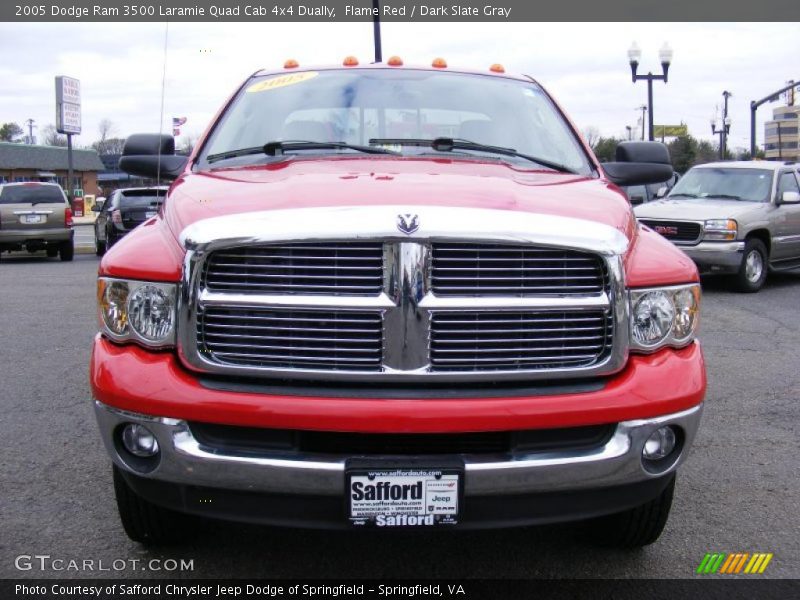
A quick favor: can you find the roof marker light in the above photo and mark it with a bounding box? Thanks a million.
[343,56,359,67]
[387,56,403,66]
[432,58,447,68]
[490,64,505,73]
[283,59,299,69]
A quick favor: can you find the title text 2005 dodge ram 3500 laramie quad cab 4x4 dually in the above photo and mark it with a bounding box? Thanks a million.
[91,61,705,547]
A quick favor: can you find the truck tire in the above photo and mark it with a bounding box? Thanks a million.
[113,466,190,545]
[59,240,74,262]
[586,475,675,548]
[733,238,767,293]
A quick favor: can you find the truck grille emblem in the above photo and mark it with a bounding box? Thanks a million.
[396,213,419,235]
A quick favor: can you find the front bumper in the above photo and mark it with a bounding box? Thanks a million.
[91,336,705,528]
[680,241,744,273]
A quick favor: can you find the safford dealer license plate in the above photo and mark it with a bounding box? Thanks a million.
[347,465,461,527]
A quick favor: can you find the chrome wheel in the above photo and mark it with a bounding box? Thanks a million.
[745,249,763,283]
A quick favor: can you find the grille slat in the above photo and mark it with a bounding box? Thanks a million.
[203,242,383,295]
[431,243,607,296]
[199,308,383,371]
[430,311,613,372]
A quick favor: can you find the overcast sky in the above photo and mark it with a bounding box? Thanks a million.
[1,22,797,151]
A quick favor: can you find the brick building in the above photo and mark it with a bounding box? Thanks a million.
[0,142,104,196]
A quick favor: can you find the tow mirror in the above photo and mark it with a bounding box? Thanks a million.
[119,134,187,181]
[779,190,800,205]
[601,142,674,187]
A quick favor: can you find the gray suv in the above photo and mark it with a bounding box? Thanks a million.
[634,161,800,292]
[0,182,74,261]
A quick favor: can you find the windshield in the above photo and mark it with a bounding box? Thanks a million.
[668,167,773,203]
[0,184,66,205]
[199,69,592,174]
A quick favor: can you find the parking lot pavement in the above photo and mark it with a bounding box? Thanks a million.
[73,224,95,253]
[0,255,798,579]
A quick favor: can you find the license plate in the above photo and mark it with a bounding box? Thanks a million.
[22,214,45,224]
[145,211,157,218]
[347,461,462,528]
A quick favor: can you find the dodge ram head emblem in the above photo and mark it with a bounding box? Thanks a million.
[396,213,420,235]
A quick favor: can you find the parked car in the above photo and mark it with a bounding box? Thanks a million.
[0,182,74,261]
[93,187,167,256]
[624,172,680,205]
[92,61,705,547]
[635,161,800,292]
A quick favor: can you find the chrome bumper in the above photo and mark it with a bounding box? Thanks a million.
[680,241,744,271]
[94,401,702,497]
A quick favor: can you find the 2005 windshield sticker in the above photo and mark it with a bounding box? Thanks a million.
[246,71,319,93]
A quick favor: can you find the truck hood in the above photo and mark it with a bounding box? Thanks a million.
[164,157,635,242]
[634,197,767,222]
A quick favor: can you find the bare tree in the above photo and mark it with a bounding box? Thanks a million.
[178,132,199,156]
[93,119,119,154]
[41,124,67,147]
[581,126,601,148]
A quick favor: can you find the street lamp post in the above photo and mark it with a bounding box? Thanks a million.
[637,105,647,140]
[711,92,732,159]
[628,42,673,141]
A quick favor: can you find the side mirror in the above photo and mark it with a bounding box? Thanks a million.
[119,134,188,181]
[601,141,674,187]
[656,186,668,198]
[779,190,800,205]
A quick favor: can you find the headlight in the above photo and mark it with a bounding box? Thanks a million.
[703,219,737,241]
[629,284,701,352]
[97,278,177,348]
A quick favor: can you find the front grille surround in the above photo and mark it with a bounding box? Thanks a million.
[178,236,629,383]
[638,219,703,244]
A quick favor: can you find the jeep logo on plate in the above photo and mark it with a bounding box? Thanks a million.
[396,213,420,235]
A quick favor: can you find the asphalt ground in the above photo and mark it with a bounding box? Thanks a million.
[0,248,798,580]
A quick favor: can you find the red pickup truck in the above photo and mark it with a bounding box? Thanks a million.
[91,60,705,547]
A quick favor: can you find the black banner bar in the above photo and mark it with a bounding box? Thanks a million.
[3,579,800,600]
[3,0,800,22]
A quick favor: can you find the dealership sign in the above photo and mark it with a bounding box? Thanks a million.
[55,76,81,134]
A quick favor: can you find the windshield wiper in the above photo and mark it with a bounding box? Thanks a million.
[668,193,700,199]
[368,137,577,174]
[207,140,398,163]
[709,194,742,200]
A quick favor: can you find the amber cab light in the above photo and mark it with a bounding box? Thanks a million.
[432,58,447,68]
[283,59,299,69]
[343,56,359,67]
[490,64,505,73]
[64,207,73,228]
[387,56,403,67]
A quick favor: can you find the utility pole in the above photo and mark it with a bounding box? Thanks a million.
[626,125,633,140]
[25,118,36,144]
[638,105,647,140]
[372,0,382,63]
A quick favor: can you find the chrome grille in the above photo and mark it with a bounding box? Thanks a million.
[202,242,384,295]
[430,311,613,371]
[198,308,383,371]
[181,205,629,383]
[431,243,607,295]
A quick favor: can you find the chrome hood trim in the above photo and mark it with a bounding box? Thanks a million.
[181,205,630,256]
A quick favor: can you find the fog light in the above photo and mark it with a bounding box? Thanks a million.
[643,426,676,460]
[121,424,160,457]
